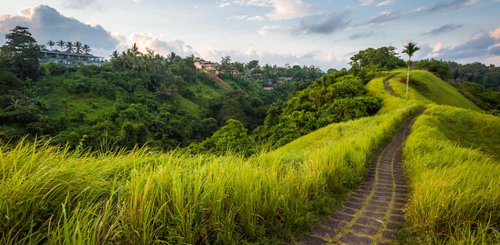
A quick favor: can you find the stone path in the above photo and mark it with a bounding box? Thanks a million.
[295,113,420,245]
[384,77,395,96]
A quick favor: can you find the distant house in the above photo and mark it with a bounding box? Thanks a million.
[263,86,275,92]
[41,49,104,66]
[194,59,220,73]
[277,77,292,84]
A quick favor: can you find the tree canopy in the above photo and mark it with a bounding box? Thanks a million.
[0,26,42,80]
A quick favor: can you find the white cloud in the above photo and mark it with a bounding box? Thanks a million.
[218,0,318,20]
[266,0,317,20]
[197,46,346,70]
[432,42,443,53]
[359,0,395,7]
[0,5,119,56]
[258,25,282,36]
[129,34,198,57]
[490,27,500,40]
[229,15,265,21]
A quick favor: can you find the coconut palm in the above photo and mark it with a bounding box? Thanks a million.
[402,42,420,99]
[65,41,75,53]
[57,40,65,51]
[75,41,83,54]
[82,44,91,54]
[46,40,55,50]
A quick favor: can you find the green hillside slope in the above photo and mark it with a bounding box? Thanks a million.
[0,67,497,244]
[403,106,500,243]
[388,70,481,111]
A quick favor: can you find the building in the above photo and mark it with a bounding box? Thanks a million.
[194,59,220,73]
[40,49,104,66]
[263,86,275,92]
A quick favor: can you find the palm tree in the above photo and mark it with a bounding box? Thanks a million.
[46,40,55,50]
[129,43,140,56]
[402,42,420,99]
[57,40,65,51]
[82,44,91,54]
[75,41,83,54]
[65,41,75,53]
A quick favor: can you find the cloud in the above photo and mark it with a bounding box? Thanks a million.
[63,0,101,10]
[0,5,119,55]
[294,13,350,35]
[349,32,374,40]
[352,11,401,29]
[198,46,346,70]
[359,0,395,7]
[436,31,499,60]
[432,42,444,53]
[229,15,265,21]
[218,0,318,20]
[418,0,486,13]
[490,27,500,39]
[424,24,463,36]
[130,34,198,57]
[258,25,284,37]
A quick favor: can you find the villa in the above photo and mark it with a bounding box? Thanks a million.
[40,49,104,66]
[194,59,220,73]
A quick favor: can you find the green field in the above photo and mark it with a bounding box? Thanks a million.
[0,69,498,244]
[403,105,500,243]
[374,70,499,243]
[0,98,421,244]
[389,70,481,111]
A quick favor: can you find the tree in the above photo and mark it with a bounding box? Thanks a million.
[75,41,83,54]
[220,56,232,73]
[65,41,75,53]
[0,26,42,80]
[82,44,91,54]
[246,60,259,70]
[46,40,55,50]
[57,40,65,51]
[402,42,420,99]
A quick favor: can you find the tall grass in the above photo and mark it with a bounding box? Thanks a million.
[366,73,422,114]
[402,105,500,244]
[0,103,421,244]
[389,70,481,111]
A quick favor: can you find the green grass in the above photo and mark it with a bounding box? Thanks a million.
[0,102,421,244]
[1,68,497,244]
[369,69,499,243]
[402,105,500,244]
[389,70,481,111]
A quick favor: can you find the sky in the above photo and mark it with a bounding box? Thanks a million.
[0,0,499,70]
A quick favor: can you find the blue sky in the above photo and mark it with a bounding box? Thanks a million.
[1,0,499,69]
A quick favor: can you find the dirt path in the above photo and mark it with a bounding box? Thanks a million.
[384,77,395,96]
[295,112,421,245]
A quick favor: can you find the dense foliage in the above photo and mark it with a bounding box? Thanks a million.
[0,27,324,150]
[349,46,406,82]
[255,72,381,147]
[415,59,500,112]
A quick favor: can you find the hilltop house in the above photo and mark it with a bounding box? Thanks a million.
[194,59,220,73]
[40,49,104,66]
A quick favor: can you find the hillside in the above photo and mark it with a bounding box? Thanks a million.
[366,70,499,243]
[388,70,481,111]
[1,57,323,150]
[1,50,499,244]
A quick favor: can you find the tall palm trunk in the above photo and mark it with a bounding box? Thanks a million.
[406,58,410,99]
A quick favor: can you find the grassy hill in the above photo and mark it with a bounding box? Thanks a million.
[388,69,481,111]
[368,70,499,243]
[403,105,499,243]
[0,68,498,244]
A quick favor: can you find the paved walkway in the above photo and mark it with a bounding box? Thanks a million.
[295,113,420,245]
[384,77,395,96]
